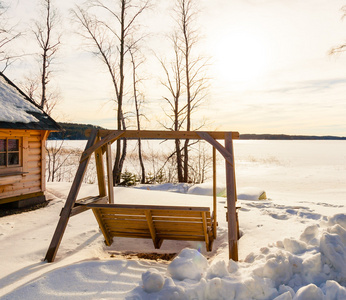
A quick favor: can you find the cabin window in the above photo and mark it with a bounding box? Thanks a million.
[0,138,21,168]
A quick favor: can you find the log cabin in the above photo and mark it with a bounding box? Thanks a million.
[0,72,61,208]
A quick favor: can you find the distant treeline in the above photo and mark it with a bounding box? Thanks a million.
[49,123,346,140]
[239,134,346,140]
[49,122,104,140]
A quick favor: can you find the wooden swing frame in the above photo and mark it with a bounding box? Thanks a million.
[44,130,239,262]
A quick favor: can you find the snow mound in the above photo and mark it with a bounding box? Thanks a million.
[167,248,208,281]
[129,213,346,299]
[136,183,190,193]
[237,187,267,200]
[142,268,165,293]
[135,183,268,201]
[187,182,226,196]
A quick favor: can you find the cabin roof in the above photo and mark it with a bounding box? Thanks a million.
[0,72,61,131]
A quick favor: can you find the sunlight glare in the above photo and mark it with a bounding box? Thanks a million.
[213,30,269,88]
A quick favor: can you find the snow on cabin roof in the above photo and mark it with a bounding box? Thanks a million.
[0,72,61,131]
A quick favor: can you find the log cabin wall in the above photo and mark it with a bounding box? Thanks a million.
[0,129,48,205]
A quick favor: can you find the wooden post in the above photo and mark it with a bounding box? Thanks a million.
[106,142,114,204]
[94,136,106,198]
[44,129,98,262]
[196,131,238,260]
[225,132,238,261]
[212,146,217,238]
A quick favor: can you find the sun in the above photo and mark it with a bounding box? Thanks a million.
[213,30,270,88]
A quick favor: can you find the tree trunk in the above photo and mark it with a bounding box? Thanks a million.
[138,138,145,183]
[112,0,126,184]
[41,49,47,109]
[183,0,191,183]
[175,138,184,182]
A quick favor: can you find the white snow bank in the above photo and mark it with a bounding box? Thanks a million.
[0,76,41,123]
[137,182,268,201]
[1,177,345,299]
[237,187,267,200]
[127,215,346,299]
[187,182,226,196]
[136,183,191,194]
[167,249,208,281]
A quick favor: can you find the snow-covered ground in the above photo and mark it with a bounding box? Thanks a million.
[0,140,345,299]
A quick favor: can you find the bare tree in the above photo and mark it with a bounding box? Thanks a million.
[129,47,146,183]
[158,33,185,182]
[0,1,21,71]
[160,0,209,183]
[175,0,209,182]
[46,140,72,182]
[72,0,150,184]
[33,0,61,114]
[21,74,39,100]
[330,6,346,55]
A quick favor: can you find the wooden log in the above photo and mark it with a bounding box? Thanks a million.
[0,175,22,186]
[44,129,98,262]
[0,129,31,137]
[0,186,41,197]
[28,154,41,162]
[0,191,44,205]
[28,141,41,149]
[28,161,40,168]
[28,148,41,155]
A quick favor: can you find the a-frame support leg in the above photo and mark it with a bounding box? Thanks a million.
[225,132,238,261]
[196,131,238,261]
[44,129,98,262]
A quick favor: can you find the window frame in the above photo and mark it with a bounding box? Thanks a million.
[0,135,25,176]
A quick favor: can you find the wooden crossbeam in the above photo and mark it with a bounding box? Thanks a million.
[86,129,239,140]
[80,130,125,162]
[197,131,233,166]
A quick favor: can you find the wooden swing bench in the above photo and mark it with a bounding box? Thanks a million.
[44,130,239,262]
[87,203,216,251]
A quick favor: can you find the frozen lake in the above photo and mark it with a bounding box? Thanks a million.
[233,140,346,205]
[47,139,346,204]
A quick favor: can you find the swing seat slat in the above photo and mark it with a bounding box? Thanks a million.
[87,203,216,251]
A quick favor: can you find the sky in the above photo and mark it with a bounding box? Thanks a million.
[4,0,346,136]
